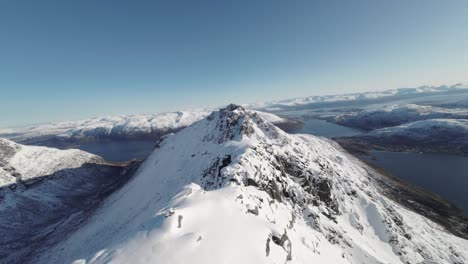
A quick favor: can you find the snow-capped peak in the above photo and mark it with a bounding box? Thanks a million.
[191,104,282,144]
[33,105,468,264]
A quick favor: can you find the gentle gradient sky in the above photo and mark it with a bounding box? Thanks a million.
[1,0,468,127]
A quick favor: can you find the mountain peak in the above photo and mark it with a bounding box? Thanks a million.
[202,104,280,144]
[224,103,245,112]
[32,108,468,264]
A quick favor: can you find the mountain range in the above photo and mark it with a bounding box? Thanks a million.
[11,105,466,264]
[328,104,468,156]
[248,84,468,111]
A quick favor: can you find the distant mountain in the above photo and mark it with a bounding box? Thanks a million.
[0,111,211,146]
[0,138,138,263]
[337,119,468,156]
[0,109,295,148]
[248,83,468,111]
[31,105,468,264]
[0,138,101,186]
[331,104,468,131]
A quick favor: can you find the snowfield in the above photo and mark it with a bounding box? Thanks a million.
[30,105,468,264]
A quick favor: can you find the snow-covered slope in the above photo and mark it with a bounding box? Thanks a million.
[32,105,468,264]
[0,139,137,263]
[0,138,101,187]
[332,104,468,131]
[248,83,468,110]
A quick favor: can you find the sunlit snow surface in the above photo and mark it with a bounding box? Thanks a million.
[0,138,101,187]
[33,106,467,264]
[0,111,211,143]
[0,109,285,146]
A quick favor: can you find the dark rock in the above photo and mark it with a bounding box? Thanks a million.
[246,178,259,187]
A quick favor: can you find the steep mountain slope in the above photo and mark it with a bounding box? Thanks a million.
[0,139,138,263]
[33,105,468,264]
[332,104,468,131]
[336,119,468,156]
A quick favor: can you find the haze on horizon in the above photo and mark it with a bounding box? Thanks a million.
[1,0,468,127]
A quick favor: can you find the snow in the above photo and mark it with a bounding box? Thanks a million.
[253,110,286,123]
[0,109,286,144]
[0,138,136,264]
[366,104,467,117]
[31,105,468,264]
[0,138,101,187]
[333,103,468,130]
[369,118,468,136]
[247,83,468,110]
[0,110,212,143]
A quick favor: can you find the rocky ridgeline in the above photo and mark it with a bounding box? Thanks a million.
[20,105,468,264]
[185,105,467,263]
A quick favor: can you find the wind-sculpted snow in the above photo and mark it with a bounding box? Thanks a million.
[32,105,468,264]
[332,104,468,131]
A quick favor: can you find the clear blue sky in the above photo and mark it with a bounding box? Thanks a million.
[1,0,467,127]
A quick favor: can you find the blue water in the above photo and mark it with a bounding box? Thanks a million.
[77,140,156,162]
[362,151,468,212]
[70,116,468,213]
[284,117,468,213]
[290,118,364,138]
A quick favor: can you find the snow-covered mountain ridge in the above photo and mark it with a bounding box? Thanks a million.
[0,138,102,187]
[332,104,468,131]
[369,118,468,137]
[248,83,468,110]
[335,119,468,156]
[0,109,290,149]
[328,103,468,155]
[0,111,212,146]
[33,105,468,264]
[0,138,138,263]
